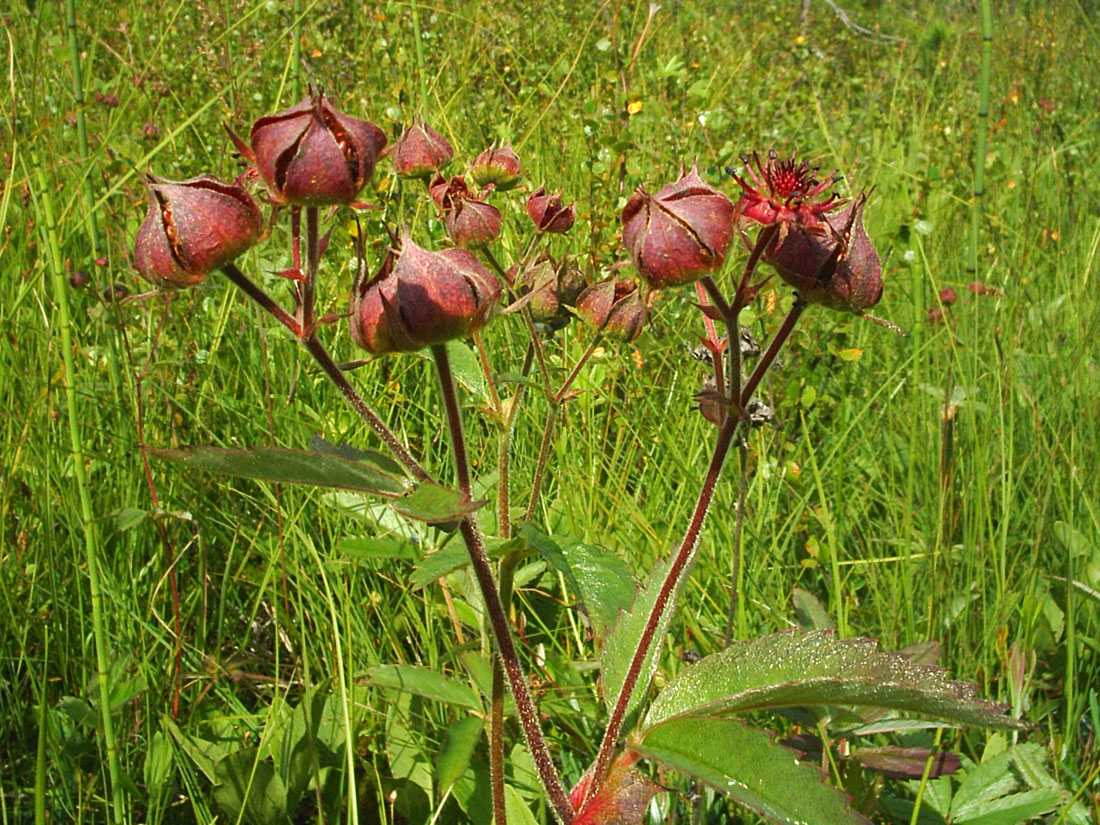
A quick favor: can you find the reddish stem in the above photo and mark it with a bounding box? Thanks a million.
[432,344,574,825]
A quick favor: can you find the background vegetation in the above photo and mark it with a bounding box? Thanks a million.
[2,0,1098,821]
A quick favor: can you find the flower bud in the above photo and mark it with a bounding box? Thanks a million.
[232,90,386,206]
[938,287,958,306]
[392,119,454,179]
[516,255,589,329]
[429,174,502,248]
[470,144,521,191]
[574,277,647,342]
[621,164,734,289]
[762,194,883,313]
[134,174,263,288]
[526,186,576,233]
[349,231,501,354]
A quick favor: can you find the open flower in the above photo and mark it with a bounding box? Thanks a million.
[349,231,501,354]
[228,90,386,206]
[728,150,842,231]
[134,173,263,288]
[621,163,734,289]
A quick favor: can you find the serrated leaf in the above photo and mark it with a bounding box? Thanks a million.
[412,543,473,590]
[365,665,481,710]
[601,554,677,729]
[793,587,834,630]
[435,716,483,797]
[560,540,637,642]
[954,789,1061,825]
[643,630,1026,732]
[635,716,867,825]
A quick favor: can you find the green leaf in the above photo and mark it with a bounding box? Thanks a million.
[212,748,287,825]
[445,340,487,399]
[143,730,174,795]
[337,535,420,560]
[635,716,866,825]
[411,543,473,590]
[365,665,481,710]
[792,587,834,630]
[56,696,97,728]
[504,785,540,825]
[435,716,483,797]
[600,553,676,729]
[391,483,485,523]
[150,444,481,524]
[953,789,1061,825]
[114,507,147,531]
[643,630,1027,732]
[150,445,410,495]
[557,535,637,641]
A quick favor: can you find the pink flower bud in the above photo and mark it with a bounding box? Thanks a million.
[621,164,734,289]
[526,186,576,234]
[470,144,521,191]
[230,90,386,206]
[938,287,958,306]
[574,277,647,342]
[349,232,501,354]
[133,174,263,288]
[391,119,454,179]
[762,194,883,313]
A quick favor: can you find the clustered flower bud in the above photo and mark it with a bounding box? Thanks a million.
[470,144,522,191]
[391,119,454,179]
[621,164,734,289]
[229,90,386,206]
[574,277,647,342]
[134,174,263,288]
[515,255,588,330]
[349,231,501,354]
[762,194,883,313]
[429,174,502,249]
[526,186,576,234]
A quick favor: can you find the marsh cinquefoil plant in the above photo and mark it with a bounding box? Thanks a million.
[132,89,1026,825]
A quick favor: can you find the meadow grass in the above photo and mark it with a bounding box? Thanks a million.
[2,0,1099,822]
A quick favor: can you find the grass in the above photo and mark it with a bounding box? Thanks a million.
[2,0,1099,822]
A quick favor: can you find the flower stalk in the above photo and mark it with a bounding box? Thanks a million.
[431,344,574,825]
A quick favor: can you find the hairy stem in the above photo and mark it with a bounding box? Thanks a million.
[432,345,573,825]
[303,206,319,333]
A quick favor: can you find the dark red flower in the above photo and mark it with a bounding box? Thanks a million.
[729,150,842,232]
[621,163,735,289]
[134,174,263,288]
[228,90,386,206]
[349,231,501,354]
